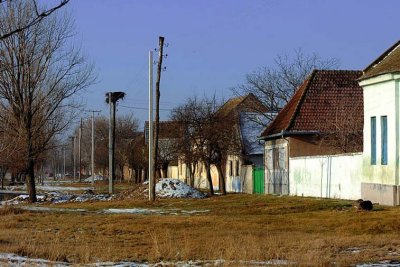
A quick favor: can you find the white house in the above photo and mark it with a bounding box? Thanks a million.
[358,40,400,205]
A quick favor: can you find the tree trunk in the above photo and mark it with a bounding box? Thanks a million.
[205,161,214,195]
[190,163,196,187]
[216,163,226,195]
[162,163,168,178]
[26,159,37,203]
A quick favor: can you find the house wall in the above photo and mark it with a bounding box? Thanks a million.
[177,160,219,190]
[288,136,342,158]
[289,153,362,200]
[359,75,400,205]
[167,165,178,179]
[361,76,398,185]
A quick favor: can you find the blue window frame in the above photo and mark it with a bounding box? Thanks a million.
[371,117,376,165]
[381,116,388,165]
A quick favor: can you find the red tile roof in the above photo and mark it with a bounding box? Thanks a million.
[360,40,400,80]
[261,70,363,138]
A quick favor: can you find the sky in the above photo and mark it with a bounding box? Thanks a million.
[60,0,400,129]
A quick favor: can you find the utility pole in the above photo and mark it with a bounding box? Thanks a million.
[148,50,154,201]
[151,36,166,201]
[63,145,66,180]
[85,110,101,185]
[108,92,113,193]
[78,117,82,182]
[69,135,76,182]
[106,92,125,194]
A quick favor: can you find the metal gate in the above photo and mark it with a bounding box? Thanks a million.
[265,146,289,195]
[253,167,265,194]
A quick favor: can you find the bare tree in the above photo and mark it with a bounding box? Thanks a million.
[115,114,138,181]
[0,0,69,39]
[320,98,363,153]
[233,49,339,124]
[79,114,138,181]
[171,95,239,195]
[0,1,95,202]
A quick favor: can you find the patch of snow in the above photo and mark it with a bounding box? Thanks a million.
[0,253,70,266]
[101,208,209,216]
[37,185,93,191]
[21,206,86,213]
[357,260,400,267]
[342,247,362,254]
[156,178,206,199]
[180,209,210,214]
[75,194,111,202]
[52,194,75,204]
[103,208,163,215]
[83,175,107,183]
[0,253,290,267]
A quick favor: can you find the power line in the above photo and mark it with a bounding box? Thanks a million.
[119,104,173,111]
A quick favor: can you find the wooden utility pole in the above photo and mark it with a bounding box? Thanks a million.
[151,36,165,201]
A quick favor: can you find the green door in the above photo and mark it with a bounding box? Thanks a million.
[253,167,265,194]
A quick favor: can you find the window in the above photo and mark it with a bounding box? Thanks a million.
[229,161,233,176]
[371,117,376,165]
[381,116,388,165]
[235,160,240,176]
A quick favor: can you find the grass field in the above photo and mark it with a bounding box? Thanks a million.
[1,192,400,266]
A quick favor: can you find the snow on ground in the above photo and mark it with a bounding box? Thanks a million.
[83,175,107,183]
[0,253,290,266]
[156,178,206,199]
[1,191,112,205]
[20,206,87,213]
[102,208,210,215]
[5,184,94,192]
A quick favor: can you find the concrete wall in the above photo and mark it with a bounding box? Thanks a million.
[361,182,399,206]
[225,164,253,194]
[289,153,362,200]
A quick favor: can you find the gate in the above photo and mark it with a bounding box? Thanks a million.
[253,167,265,194]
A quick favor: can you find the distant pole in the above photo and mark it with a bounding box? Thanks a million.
[92,111,95,184]
[73,135,76,182]
[78,117,83,182]
[108,92,113,194]
[63,145,66,180]
[85,110,101,185]
[148,50,154,201]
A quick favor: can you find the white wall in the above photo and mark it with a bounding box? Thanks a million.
[289,153,363,200]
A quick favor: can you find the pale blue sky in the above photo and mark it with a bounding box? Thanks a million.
[63,0,399,127]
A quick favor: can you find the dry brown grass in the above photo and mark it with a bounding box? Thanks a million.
[1,194,400,265]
